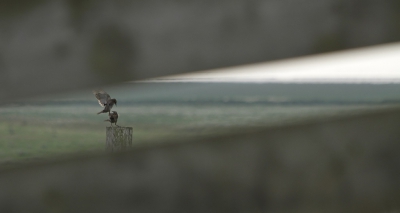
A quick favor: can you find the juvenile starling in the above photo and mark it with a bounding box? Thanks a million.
[105,111,119,127]
[93,90,117,114]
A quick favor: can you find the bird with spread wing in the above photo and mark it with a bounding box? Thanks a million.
[105,111,120,127]
[93,90,117,115]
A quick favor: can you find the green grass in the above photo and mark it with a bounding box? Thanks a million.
[0,122,104,162]
[2,82,400,165]
[0,103,396,165]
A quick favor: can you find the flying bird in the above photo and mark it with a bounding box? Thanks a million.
[105,111,119,127]
[93,90,117,114]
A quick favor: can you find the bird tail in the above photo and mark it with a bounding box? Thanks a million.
[104,119,110,122]
[97,111,102,114]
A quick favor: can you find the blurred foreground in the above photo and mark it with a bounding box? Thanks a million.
[0,99,399,213]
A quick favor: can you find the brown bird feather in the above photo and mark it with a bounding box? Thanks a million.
[93,90,117,114]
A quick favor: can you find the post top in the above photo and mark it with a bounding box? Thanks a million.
[106,127,133,130]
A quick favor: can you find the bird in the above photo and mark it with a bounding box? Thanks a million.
[93,90,117,115]
[105,111,120,127]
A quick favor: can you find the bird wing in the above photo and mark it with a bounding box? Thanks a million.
[93,90,111,107]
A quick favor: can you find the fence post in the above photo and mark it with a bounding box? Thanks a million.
[106,127,133,152]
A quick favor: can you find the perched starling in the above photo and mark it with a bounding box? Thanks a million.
[105,111,119,127]
[93,90,117,114]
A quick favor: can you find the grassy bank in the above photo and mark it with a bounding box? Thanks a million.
[1,82,400,164]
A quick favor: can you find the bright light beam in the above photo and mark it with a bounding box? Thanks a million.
[141,42,400,84]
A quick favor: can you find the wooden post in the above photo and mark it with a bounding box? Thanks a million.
[106,127,133,152]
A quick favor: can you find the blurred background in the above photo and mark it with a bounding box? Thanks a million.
[2,41,400,165]
[1,0,400,212]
